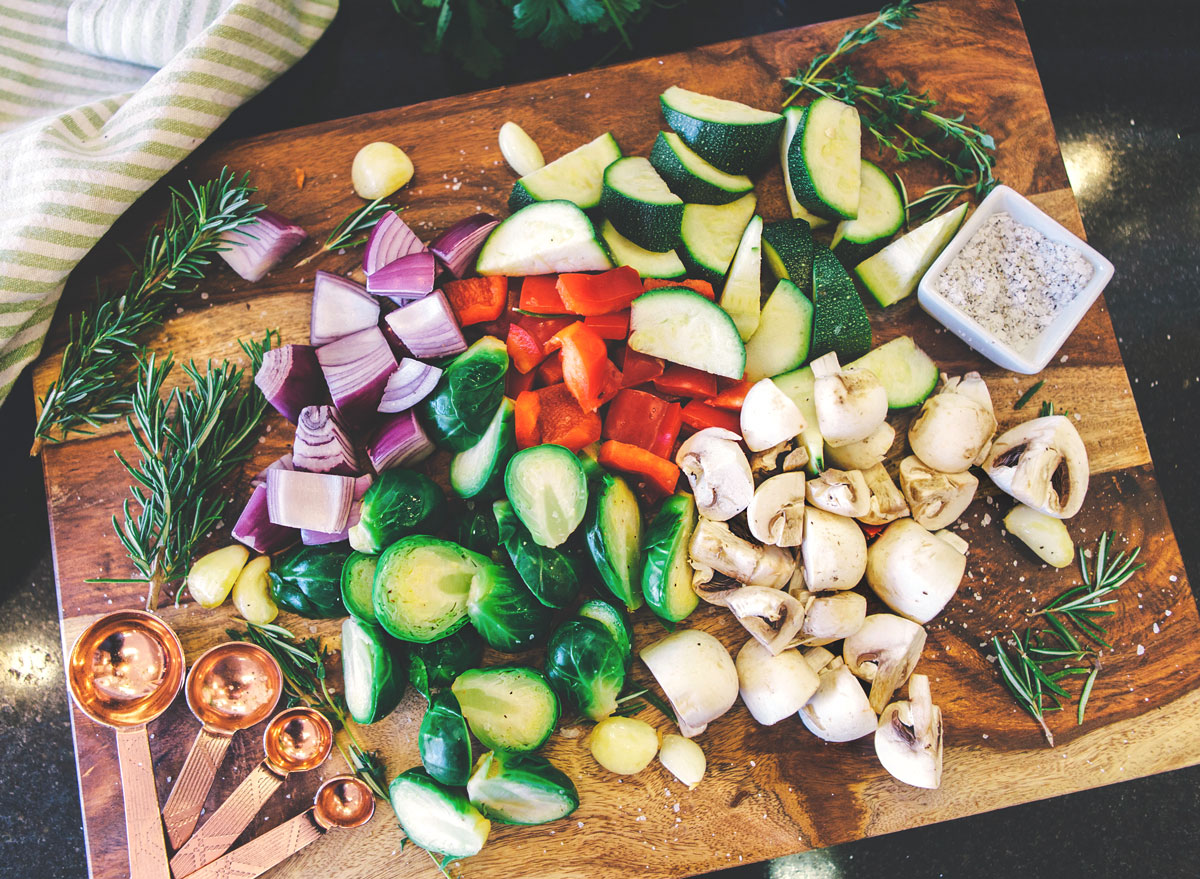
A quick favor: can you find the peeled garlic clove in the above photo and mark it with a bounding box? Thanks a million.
[498,121,545,177]
[231,555,276,624]
[658,734,706,789]
[1004,503,1073,567]
[590,717,660,775]
[351,142,414,199]
[187,544,250,609]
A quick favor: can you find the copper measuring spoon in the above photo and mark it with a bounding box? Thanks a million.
[67,610,186,879]
[181,776,375,879]
[170,705,334,876]
[162,642,283,849]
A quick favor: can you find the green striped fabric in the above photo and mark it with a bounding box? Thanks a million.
[0,0,337,404]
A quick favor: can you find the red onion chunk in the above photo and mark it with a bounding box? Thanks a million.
[383,291,467,359]
[252,454,295,487]
[431,213,499,278]
[316,326,397,425]
[300,474,372,545]
[219,211,308,282]
[232,483,299,554]
[266,469,355,532]
[368,410,435,472]
[310,271,380,346]
[379,358,443,413]
[293,405,358,475]
[363,210,425,276]
[366,250,437,298]
[255,345,323,423]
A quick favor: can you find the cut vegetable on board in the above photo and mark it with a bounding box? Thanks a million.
[659,85,785,175]
[508,131,622,211]
[855,203,969,307]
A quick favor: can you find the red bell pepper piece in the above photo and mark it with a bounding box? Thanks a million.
[706,378,755,411]
[546,322,621,413]
[536,351,564,387]
[515,384,601,452]
[506,365,536,398]
[681,400,741,434]
[506,314,576,373]
[556,266,643,315]
[654,364,719,399]
[642,277,716,301]
[649,401,683,459]
[598,440,681,497]
[583,310,630,340]
[443,276,508,326]
[603,389,672,450]
[619,347,665,387]
[518,274,568,314]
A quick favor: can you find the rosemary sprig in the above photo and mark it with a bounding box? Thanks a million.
[98,331,277,610]
[295,197,396,267]
[32,169,261,451]
[1014,379,1046,410]
[229,622,389,800]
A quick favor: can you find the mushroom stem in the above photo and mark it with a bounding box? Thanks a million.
[689,518,795,588]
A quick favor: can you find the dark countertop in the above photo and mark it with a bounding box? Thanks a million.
[1,1,1198,877]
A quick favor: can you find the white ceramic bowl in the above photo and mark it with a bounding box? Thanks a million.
[916,185,1114,374]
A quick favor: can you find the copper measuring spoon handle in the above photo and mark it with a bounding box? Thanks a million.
[163,726,235,849]
[114,726,171,879]
[169,762,283,877]
[177,811,324,879]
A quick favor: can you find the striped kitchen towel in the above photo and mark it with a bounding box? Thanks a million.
[0,0,338,404]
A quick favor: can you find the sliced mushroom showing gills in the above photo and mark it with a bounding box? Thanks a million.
[843,613,927,714]
[811,352,889,448]
[898,455,978,531]
[983,415,1090,518]
[736,638,819,726]
[806,468,871,518]
[866,519,967,624]
[747,472,806,547]
[792,590,867,646]
[875,674,943,789]
[741,378,808,452]
[724,585,806,655]
[907,372,997,473]
[640,629,739,738]
[676,427,754,521]
[689,518,795,588]
[800,506,868,591]
[824,421,895,471]
[858,463,910,526]
[799,656,878,742]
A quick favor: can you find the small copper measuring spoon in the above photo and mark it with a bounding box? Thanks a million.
[170,706,334,876]
[162,642,283,849]
[181,776,375,879]
[67,610,186,879]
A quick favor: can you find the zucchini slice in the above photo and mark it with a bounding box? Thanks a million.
[779,106,830,229]
[450,397,515,499]
[678,191,757,283]
[504,444,589,548]
[341,551,379,623]
[719,215,764,341]
[452,666,560,752]
[855,203,968,307]
[743,279,813,381]
[584,473,644,612]
[641,491,699,622]
[831,160,904,265]
[787,96,862,221]
[341,616,405,725]
[810,245,872,362]
[849,335,939,408]
[770,366,824,474]
[660,85,784,175]
[389,768,491,858]
[508,131,622,211]
[467,751,579,826]
[600,220,686,279]
[601,156,684,252]
[649,130,753,205]
[419,690,472,786]
[373,536,480,643]
[476,200,613,276]
[762,218,815,297]
[629,287,746,380]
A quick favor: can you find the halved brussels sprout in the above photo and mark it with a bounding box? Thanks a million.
[342,616,406,725]
[421,336,509,452]
[419,690,472,786]
[545,617,626,722]
[467,750,579,825]
[389,767,491,857]
[641,492,699,623]
[576,599,633,665]
[585,473,644,611]
[466,561,553,653]
[349,469,445,555]
[494,499,582,609]
[340,551,378,622]
[452,666,560,752]
[408,627,485,699]
[373,536,480,643]
[504,444,589,548]
[451,397,516,499]
[268,544,351,619]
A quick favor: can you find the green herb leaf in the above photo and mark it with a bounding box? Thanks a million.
[1014,379,1045,410]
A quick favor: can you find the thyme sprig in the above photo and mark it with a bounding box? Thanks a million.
[32,169,261,451]
[295,197,396,267]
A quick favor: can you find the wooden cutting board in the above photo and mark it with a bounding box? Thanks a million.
[35,1,1200,878]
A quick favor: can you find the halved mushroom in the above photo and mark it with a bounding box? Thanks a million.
[806,468,870,518]
[676,428,754,521]
[898,455,978,531]
[747,472,806,546]
[802,645,836,675]
[875,674,943,789]
[782,446,810,472]
[736,638,820,726]
[800,506,868,591]
[907,372,996,473]
[793,590,867,646]
[983,415,1090,518]
[858,463,910,526]
[811,352,889,448]
[799,657,878,742]
[740,378,807,452]
[641,629,739,738]
[842,613,927,714]
[689,518,795,588]
[825,422,895,470]
[866,519,967,624]
[725,586,806,654]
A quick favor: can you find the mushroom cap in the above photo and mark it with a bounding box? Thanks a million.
[725,585,807,654]
[676,428,754,521]
[799,658,878,742]
[983,415,1090,518]
[800,506,868,591]
[874,674,943,789]
[907,374,997,473]
[640,629,739,739]
[866,519,967,624]
[842,613,927,714]
[806,468,871,518]
[736,638,820,726]
[824,421,896,470]
[858,462,911,526]
[747,472,807,546]
[794,590,867,646]
[741,378,807,452]
[898,455,979,531]
[812,356,889,448]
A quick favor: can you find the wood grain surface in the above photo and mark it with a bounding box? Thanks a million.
[33,1,1200,878]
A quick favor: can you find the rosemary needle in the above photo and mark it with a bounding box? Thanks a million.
[294,197,396,267]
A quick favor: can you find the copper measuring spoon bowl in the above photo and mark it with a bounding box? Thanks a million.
[182,776,375,879]
[67,610,185,879]
[170,705,334,876]
[162,642,283,849]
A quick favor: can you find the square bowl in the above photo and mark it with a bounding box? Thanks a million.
[916,184,1114,374]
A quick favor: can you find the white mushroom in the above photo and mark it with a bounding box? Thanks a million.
[740,378,807,452]
[858,463,910,526]
[689,518,795,589]
[824,422,895,470]
[799,657,878,742]
[907,372,996,473]
[810,352,889,447]
[800,506,868,591]
[983,415,1090,518]
[676,428,754,521]
[842,613,927,713]
[806,468,871,518]
[747,472,806,547]
[874,674,943,789]
[640,630,739,738]
[802,645,836,674]
[793,590,867,646]
[724,586,807,655]
[898,455,979,531]
[735,638,820,726]
[866,520,967,624]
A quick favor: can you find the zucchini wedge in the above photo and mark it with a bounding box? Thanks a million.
[678,191,757,283]
[762,218,815,297]
[743,279,813,382]
[855,203,968,307]
[601,156,684,252]
[629,287,746,379]
[601,220,686,279]
[719,215,763,341]
[787,96,862,221]
[650,130,753,205]
[848,335,939,409]
[660,85,784,175]
[509,131,621,211]
[810,245,872,362]
[779,106,830,229]
[476,200,613,276]
[831,160,905,265]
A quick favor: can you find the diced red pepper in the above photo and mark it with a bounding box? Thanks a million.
[681,400,741,434]
[546,322,621,413]
[515,384,602,452]
[583,310,630,340]
[654,364,719,399]
[643,277,716,301]
[506,314,576,373]
[598,440,681,497]
[443,276,508,326]
[619,347,665,388]
[860,523,887,542]
[556,266,643,315]
[506,365,536,398]
[706,379,755,411]
[518,274,568,314]
[603,389,673,451]
[649,401,683,459]
[536,351,564,387]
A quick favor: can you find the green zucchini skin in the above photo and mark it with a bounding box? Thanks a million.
[809,246,872,363]
[649,131,753,205]
[762,218,815,297]
[660,87,784,176]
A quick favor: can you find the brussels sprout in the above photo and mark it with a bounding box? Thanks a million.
[349,469,445,555]
[452,666,559,751]
[504,444,589,548]
[409,627,485,699]
[545,617,626,722]
[342,616,406,724]
[341,551,378,622]
[389,767,491,858]
[450,505,503,562]
[373,536,481,642]
[467,750,579,825]
[466,560,553,653]
[641,491,699,622]
[585,473,644,611]
[576,599,633,665]
[494,500,582,609]
[419,690,472,785]
[451,397,516,499]
[268,544,351,618]
[421,336,509,452]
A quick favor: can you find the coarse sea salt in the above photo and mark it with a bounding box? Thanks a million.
[932,211,1094,352]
